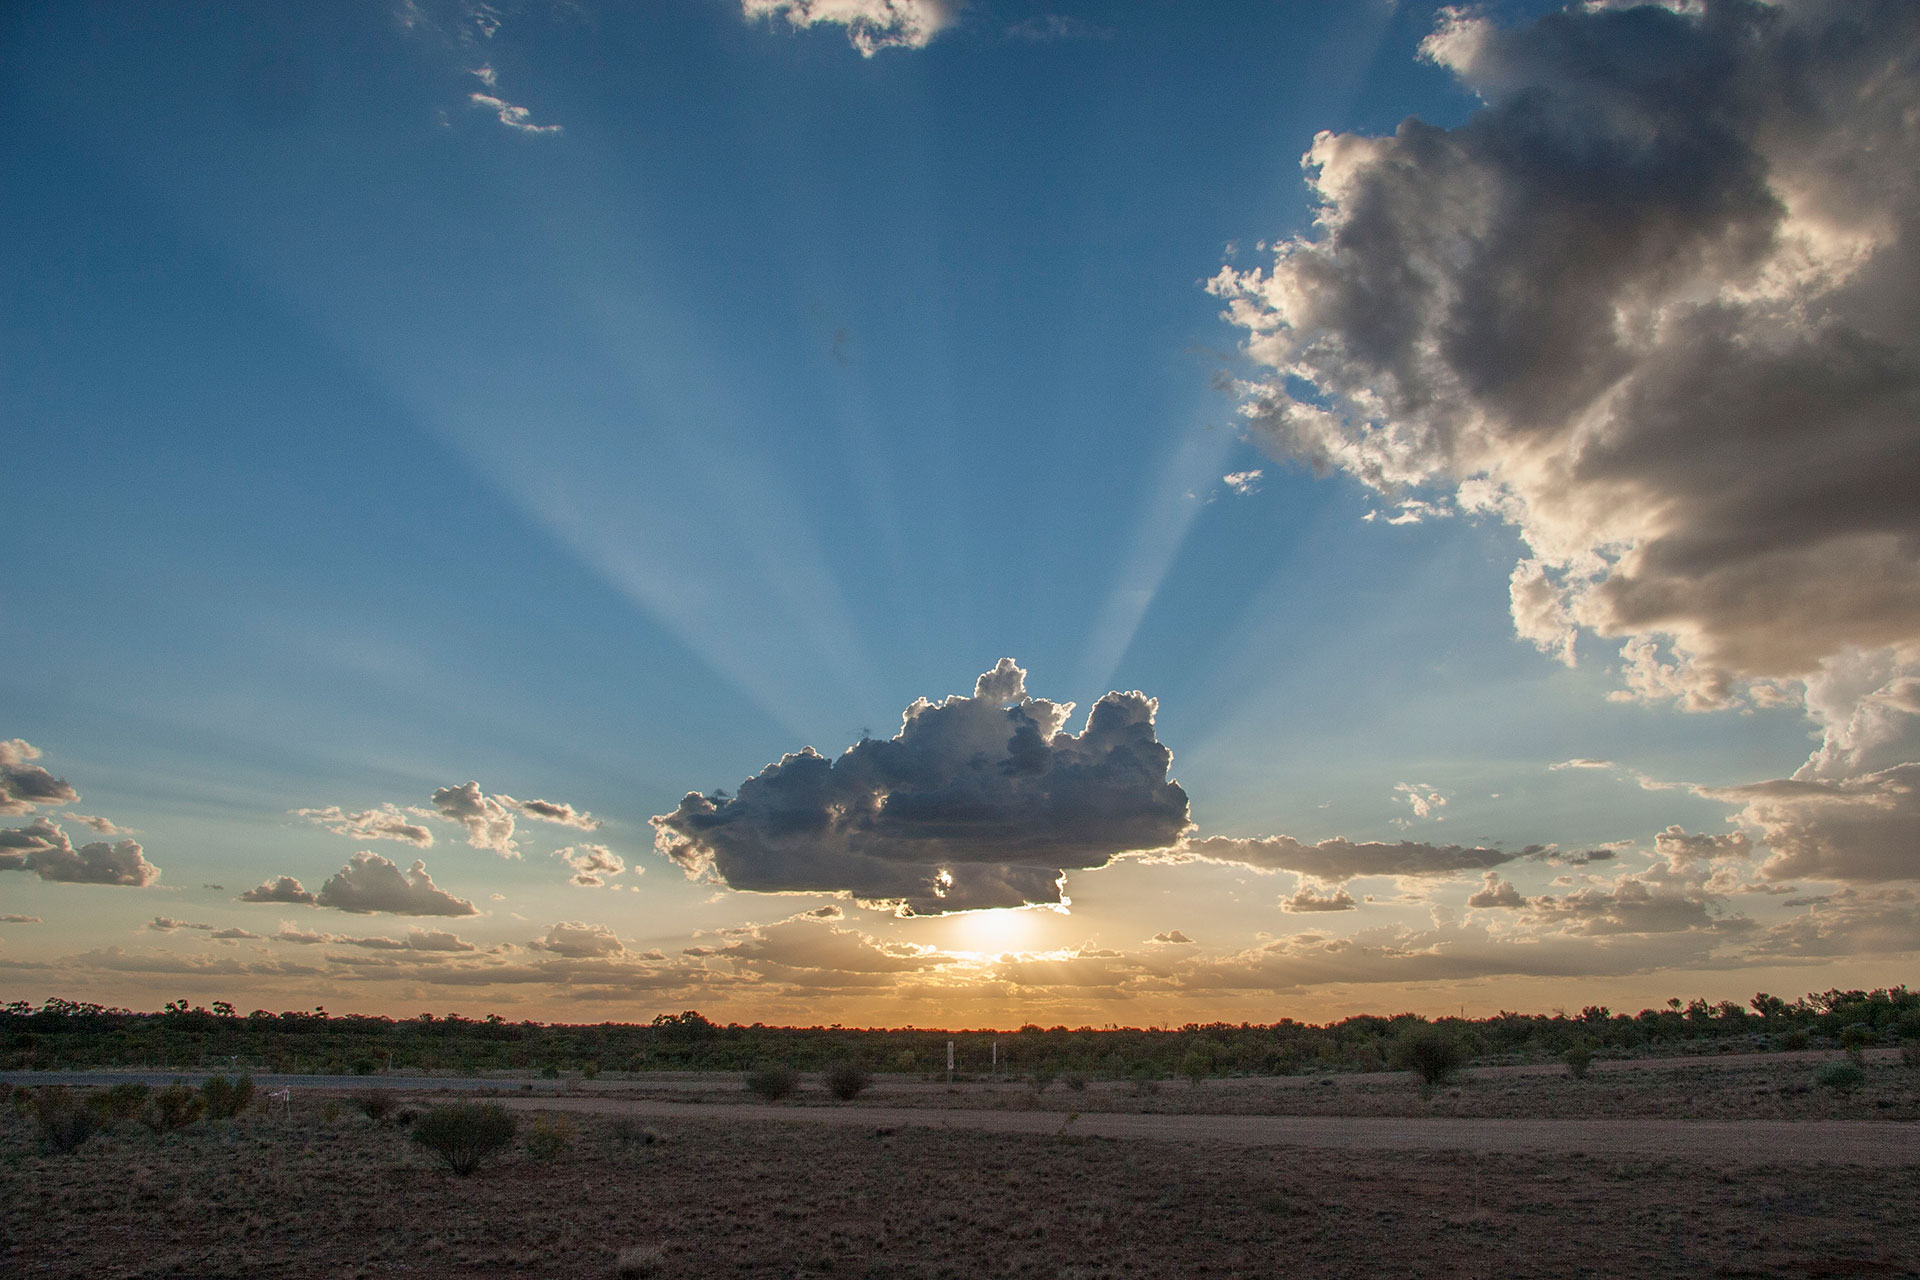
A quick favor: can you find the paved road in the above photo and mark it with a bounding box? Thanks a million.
[503,1094,1920,1166]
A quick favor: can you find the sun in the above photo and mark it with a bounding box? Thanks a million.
[954,907,1039,954]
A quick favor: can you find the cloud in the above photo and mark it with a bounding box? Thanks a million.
[468,89,561,135]
[1221,469,1263,496]
[507,797,600,830]
[1150,929,1194,945]
[1749,887,1920,958]
[651,659,1191,913]
[65,813,132,835]
[1283,883,1357,913]
[314,852,478,916]
[1182,833,1524,880]
[1525,872,1737,938]
[1653,824,1754,867]
[430,781,520,857]
[0,914,39,924]
[149,916,210,932]
[1549,759,1614,772]
[0,739,80,815]
[1707,764,1920,883]
[1209,0,1920,717]
[531,920,624,958]
[1393,783,1447,820]
[742,0,954,57]
[689,913,939,986]
[294,804,435,847]
[0,818,160,886]
[553,843,626,887]
[240,875,318,906]
[1466,872,1525,909]
[272,921,477,952]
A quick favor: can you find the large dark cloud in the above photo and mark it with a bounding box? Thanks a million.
[1213,0,1920,707]
[0,817,160,886]
[0,739,80,815]
[1707,764,1920,883]
[651,660,1191,913]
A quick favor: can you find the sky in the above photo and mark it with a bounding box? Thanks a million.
[2,0,1916,1027]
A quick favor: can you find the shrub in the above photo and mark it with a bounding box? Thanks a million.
[745,1064,800,1102]
[200,1075,253,1121]
[1816,1061,1866,1092]
[146,1082,206,1132]
[1392,1025,1467,1089]
[824,1060,871,1102]
[1064,1072,1088,1092]
[581,1061,599,1080]
[524,1113,576,1160]
[1778,1029,1812,1052]
[359,1089,399,1125]
[1839,1024,1875,1064]
[1902,1043,1920,1070]
[1029,1067,1057,1096]
[33,1087,97,1153]
[1180,1050,1211,1088]
[610,1117,660,1146]
[88,1081,151,1124]
[411,1102,517,1175]
[1562,1042,1594,1081]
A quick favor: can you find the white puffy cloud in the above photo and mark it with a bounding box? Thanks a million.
[293,804,435,847]
[429,781,520,857]
[0,739,79,815]
[1466,872,1524,909]
[1282,882,1357,913]
[1393,783,1447,820]
[507,796,599,830]
[1653,824,1754,867]
[553,843,625,887]
[0,817,160,886]
[531,920,624,958]
[741,0,953,57]
[241,875,318,906]
[314,851,478,916]
[1222,469,1263,496]
[1210,0,1920,714]
[652,660,1191,913]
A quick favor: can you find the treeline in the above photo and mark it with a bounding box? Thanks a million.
[2,987,1915,1078]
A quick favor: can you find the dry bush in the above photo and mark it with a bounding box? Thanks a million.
[525,1113,578,1161]
[824,1061,872,1101]
[359,1089,399,1126]
[88,1081,152,1124]
[33,1087,97,1153]
[146,1082,206,1132]
[1563,1043,1594,1080]
[1816,1061,1865,1092]
[745,1065,800,1102]
[199,1075,253,1121]
[1392,1025,1467,1089]
[411,1102,516,1175]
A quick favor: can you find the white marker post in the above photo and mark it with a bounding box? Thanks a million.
[947,1039,955,1085]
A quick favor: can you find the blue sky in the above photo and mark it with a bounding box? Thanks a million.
[4,0,1915,1024]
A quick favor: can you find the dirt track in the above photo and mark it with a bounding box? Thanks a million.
[506,1094,1920,1165]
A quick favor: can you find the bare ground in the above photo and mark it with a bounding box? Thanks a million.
[2,1057,1917,1279]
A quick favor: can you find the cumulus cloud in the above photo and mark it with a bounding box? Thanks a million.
[1183,833,1524,880]
[1393,783,1447,820]
[651,660,1191,913]
[1526,873,1737,938]
[553,843,625,887]
[0,739,79,815]
[0,818,160,886]
[1654,824,1754,867]
[531,920,624,958]
[1283,882,1358,913]
[294,804,435,847]
[430,781,520,857]
[1466,872,1525,909]
[1210,0,1920,719]
[240,875,318,906]
[272,922,476,951]
[1150,929,1194,945]
[314,852,478,916]
[1707,764,1920,883]
[741,0,953,57]
[1749,886,1920,958]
